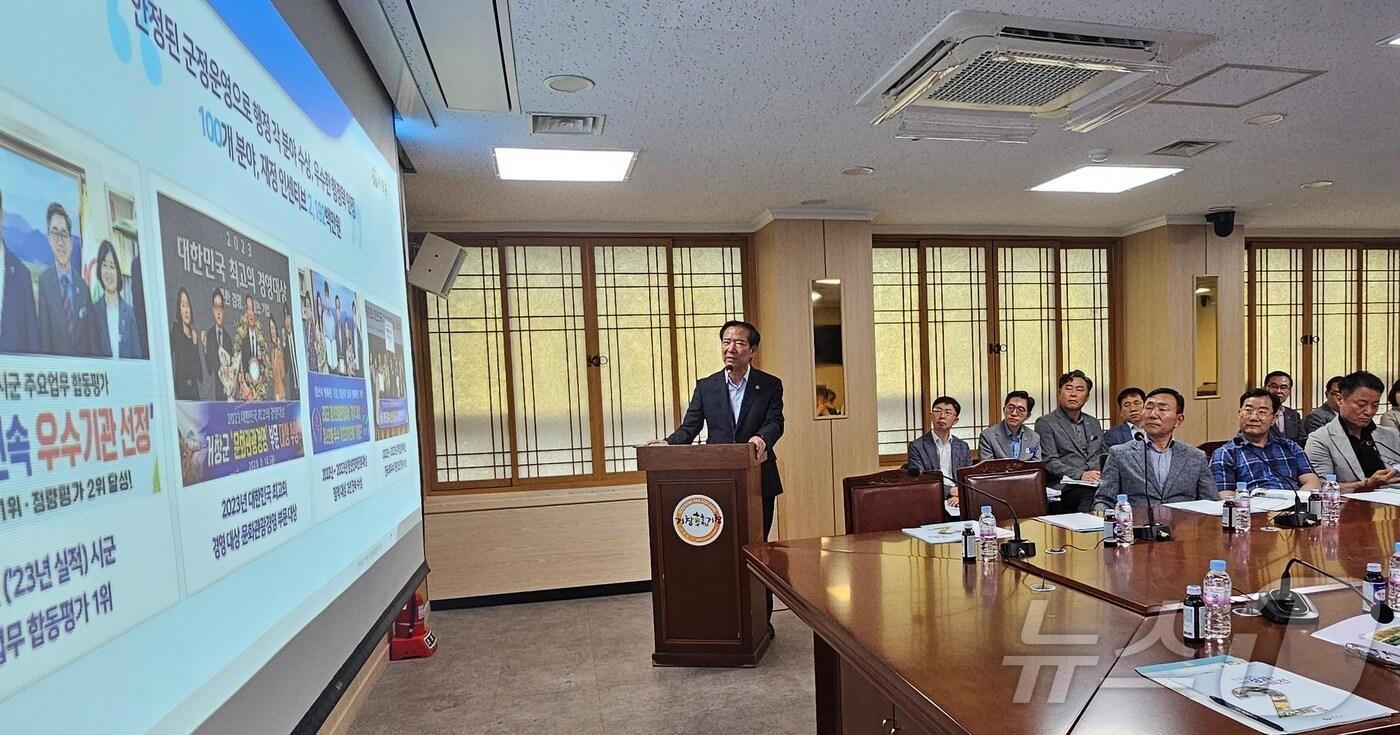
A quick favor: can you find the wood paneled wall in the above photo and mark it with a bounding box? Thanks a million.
[754,218,880,539]
[1119,224,1247,444]
[423,485,651,600]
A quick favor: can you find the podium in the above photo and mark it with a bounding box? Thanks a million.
[637,443,772,667]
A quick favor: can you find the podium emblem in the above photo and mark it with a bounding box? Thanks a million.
[673,494,724,546]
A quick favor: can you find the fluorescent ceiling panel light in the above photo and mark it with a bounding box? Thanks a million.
[493,147,636,181]
[1379,32,1400,46]
[1029,165,1183,193]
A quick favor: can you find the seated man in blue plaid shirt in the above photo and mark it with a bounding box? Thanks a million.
[1210,388,1323,496]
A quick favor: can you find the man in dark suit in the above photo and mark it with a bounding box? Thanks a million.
[660,320,784,623]
[238,293,266,378]
[34,202,94,356]
[202,289,235,400]
[1104,387,1146,447]
[1264,370,1304,444]
[906,395,972,509]
[1303,375,1343,437]
[0,190,38,353]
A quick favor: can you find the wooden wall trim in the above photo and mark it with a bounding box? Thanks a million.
[424,483,646,515]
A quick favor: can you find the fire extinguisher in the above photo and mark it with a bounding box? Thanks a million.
[390,590,437,660]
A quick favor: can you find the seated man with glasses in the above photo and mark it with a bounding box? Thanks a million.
[1210,388,1322,496]
[1304,370,1400,491]
[907,396,972,509]
[1264,370,1304,444]
[978,390,1042,461]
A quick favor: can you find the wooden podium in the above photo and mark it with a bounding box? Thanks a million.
[637,443,772,667]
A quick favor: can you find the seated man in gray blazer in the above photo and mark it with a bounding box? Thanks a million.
[1095,388,1217,510]
[1035,370,1105,510]
[978,390,1042,461]
[1304,371,1400,491]
[907,396,972,507]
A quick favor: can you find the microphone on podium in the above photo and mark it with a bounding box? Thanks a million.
[1131,431,1173,542]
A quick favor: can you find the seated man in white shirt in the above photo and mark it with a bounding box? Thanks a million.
[906,396,972,508]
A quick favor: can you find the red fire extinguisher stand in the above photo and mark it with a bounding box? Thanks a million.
[390,590,436,660]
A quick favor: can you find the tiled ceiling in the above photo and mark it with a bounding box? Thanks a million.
[386,0,1400,231]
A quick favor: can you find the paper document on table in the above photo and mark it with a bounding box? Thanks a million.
[1342,491,1400,507]
[1312,614,1400,658]
[1035,512,1106,532]
[1060,478,1099,488]
[902,522,1012,545]
[1251,488,1301,501]
[1166,497,1296,515]
[1136,655,1395,734]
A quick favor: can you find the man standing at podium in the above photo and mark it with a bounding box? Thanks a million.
[658,320,784,621]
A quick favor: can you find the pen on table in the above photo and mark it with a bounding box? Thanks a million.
[1209,696,1284,732]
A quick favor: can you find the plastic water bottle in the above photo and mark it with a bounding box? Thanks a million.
[978,505,999,562]
[1388,542,1400,610]
[1321,474,1342,525]
[1203,559,1233,642]
[1114,494,1135,546]
[1233,483,1251,534]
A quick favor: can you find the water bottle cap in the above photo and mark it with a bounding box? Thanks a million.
[1186,585,1202,595]
[1394,541,1400,554]
[980,505,993,514]
[965,522,974,530]
[1210,559,1226,571]
[1368,563,1382,573]
[1235,482,1248,490]
[1326,474,1337,482]
[1116,493,1128,502]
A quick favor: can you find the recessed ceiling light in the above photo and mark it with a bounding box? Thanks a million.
[800,199,829,206]
[1378,33,1400,47]
[1245,113,1286,126]
[545,75,595,93]
[841,166,876,176]
[1029,165,1183,193]
[1299,179,1334,189]
[492,147,636,182]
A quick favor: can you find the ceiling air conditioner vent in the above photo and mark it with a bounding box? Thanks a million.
[858,10,1212,132]
[1149,139,1227,158]
[929,50,1100,108]
[529,113,605,135]
[996,26,1154,52]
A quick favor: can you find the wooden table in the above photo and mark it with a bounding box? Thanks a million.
[744,499,1400,735]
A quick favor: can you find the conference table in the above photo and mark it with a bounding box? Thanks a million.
[744,499,1400,734]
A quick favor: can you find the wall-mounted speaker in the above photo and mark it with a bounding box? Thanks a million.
[407,233,467,297]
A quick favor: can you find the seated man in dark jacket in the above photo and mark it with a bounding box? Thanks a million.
[907,396,972,509]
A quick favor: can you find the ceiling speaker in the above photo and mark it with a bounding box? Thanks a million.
[407,233,467,297]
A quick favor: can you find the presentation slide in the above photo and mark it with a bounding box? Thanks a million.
[0,2,420,732]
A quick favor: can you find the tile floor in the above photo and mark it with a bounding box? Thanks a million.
[346,594,816,735]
